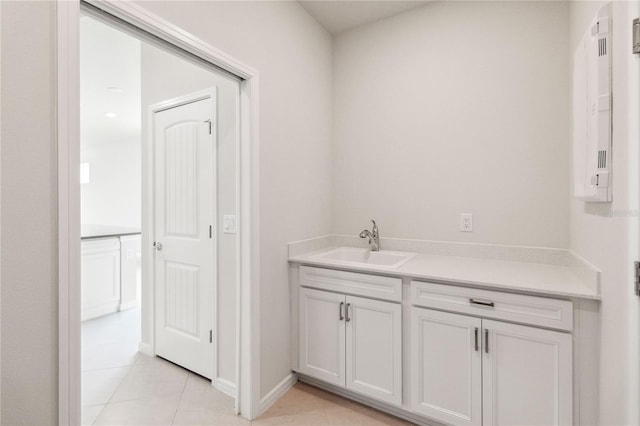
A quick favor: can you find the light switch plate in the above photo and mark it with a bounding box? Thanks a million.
[223,215,236,234]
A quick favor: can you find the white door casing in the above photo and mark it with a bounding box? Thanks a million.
[58,1,261,422]
[153,90,217,380]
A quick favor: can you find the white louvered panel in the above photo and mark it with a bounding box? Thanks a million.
[165,122,199,238]
[165,261,199,338]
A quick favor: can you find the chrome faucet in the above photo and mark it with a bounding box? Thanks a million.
[359,219,380,252]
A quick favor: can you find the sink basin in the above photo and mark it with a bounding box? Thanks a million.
[311,247,417,269]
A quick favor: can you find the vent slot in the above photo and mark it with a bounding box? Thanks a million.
[598,150,607,169]
[598,37,607,56]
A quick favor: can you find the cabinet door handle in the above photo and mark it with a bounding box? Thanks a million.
[485,329,489,353]
[339,302,344,321]
[470,298,495,308]
[345,303,351,322]
[474,327,479,352]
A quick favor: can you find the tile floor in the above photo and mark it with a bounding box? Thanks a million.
[82,309,412,425]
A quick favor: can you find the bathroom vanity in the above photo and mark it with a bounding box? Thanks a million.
[289,239,600,426]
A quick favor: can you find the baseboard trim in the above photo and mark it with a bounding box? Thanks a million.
[298,374,441,426]
[82,302,120,322]
[119,301,139,311]
[214,377,237,398]
[257,373,298,417]
[138,341,154,356]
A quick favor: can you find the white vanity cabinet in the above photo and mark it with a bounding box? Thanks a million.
[298,266,402,406]
[410,281,573,426]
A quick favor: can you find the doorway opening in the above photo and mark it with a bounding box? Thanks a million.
[78,8,243,424]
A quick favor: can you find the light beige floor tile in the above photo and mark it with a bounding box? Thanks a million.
[82,342,140,371]
[182,372,218,394]
[178,374,235,413]
[257,383,414,426]
[82,367,131,406]
[110,357,189,402]
[81,404,105,426]
[254,405,412,426]
[172,409,249,426]
[260,383,343,419]
[93,395,181,425]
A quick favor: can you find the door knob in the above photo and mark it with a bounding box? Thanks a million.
[153,242,163,251]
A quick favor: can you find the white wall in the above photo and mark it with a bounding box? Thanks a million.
[132,1,334,398]
[0,0,332,422]
[569,2,640,425]
[139,41,240,387]
[80,142,141,228]
[1,1,58,423]
[80,17,142,228]
[332,1,570,248]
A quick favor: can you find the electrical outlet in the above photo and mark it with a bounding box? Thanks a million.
[460,213,473,232]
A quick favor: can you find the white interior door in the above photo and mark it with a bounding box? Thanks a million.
[153,92,216,379]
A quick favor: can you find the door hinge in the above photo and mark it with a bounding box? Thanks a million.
[635,261,640,296]
[633,18,640,54]
[209,329,213,343]
[204,119,212,135]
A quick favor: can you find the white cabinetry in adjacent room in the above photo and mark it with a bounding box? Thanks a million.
[81,237,121,321]
[298,267,402,406]
[410,281,573,426]
[81,227,141,321]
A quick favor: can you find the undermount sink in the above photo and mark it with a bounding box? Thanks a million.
[311,247,417,269]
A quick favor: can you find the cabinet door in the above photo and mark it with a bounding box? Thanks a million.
[81,238,121,321]
[299,287,345,386]
[410,307,482,426]
[482,320,572,426]
[345,295,402,406]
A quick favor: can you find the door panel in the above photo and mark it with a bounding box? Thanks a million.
[154,94,216,379]
[299,287,345,386]
[410,307,482,426]
[345,295,402,406]
[482,320,572,426]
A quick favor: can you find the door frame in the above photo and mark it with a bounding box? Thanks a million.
[146,87,219,381]
[56,1,262,424]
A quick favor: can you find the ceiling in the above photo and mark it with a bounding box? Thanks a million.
[298,1,430,35]
[80,16,141,147]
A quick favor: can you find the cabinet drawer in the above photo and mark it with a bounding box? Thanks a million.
[300,266,402,302]
[410,281,572,331]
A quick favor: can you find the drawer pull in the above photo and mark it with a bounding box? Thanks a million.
[474,327,479,352]
[339,302,344,321]
[485,329,489,353]
[345,303,351,322]
[470,298,495,308]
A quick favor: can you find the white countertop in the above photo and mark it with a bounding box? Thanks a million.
[289,247,600,300]
[81,224,142,240]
